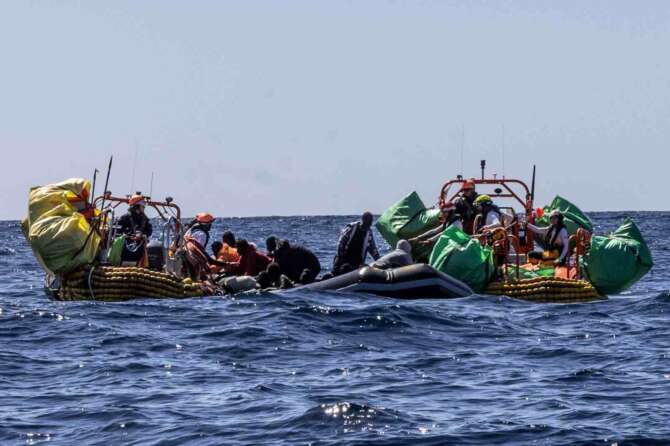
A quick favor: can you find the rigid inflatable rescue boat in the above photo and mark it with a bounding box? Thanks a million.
[375,161,653,303]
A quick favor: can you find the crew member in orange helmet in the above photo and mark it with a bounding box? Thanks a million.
[183,212,217,280]
[117,195,153,265]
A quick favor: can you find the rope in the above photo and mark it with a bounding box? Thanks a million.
[87,266,96,300]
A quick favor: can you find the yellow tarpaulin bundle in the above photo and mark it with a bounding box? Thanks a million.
[21,178,100,275]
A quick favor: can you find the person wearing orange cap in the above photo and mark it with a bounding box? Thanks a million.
[182,213,216,279]
[116,195,153,266]
[453,179,479,235]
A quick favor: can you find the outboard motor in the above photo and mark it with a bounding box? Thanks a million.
[146,239,165,271]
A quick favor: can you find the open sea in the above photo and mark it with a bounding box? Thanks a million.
[1,212,669,445]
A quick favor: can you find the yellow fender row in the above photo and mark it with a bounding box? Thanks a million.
[485,278,602,303]
[60,266,206,301]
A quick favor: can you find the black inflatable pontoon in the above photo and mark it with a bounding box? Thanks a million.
[291,264,473,299]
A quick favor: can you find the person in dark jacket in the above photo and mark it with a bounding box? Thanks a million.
[266,235,278,260]
[117,195,153,264]
[453,179,479,234]
[273,239,321,283]
[332,212,380,275]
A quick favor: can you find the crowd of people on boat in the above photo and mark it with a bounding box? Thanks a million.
[112,179,571,292]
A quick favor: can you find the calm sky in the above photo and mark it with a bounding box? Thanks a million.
[1,1,668,219]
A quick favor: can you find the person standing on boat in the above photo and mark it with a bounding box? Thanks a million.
[473,195,503,233]
[526,210,570,266]
[453,179,479,234]
[183,213,215,279]
[117,195,153,265]
[332,212,380,275]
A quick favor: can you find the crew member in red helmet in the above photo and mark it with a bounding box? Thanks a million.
[183,212,216,280]
[453,179,479,235]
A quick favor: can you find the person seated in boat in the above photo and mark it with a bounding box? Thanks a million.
[371,239,413,270]
[219,231,241,262]
[473,195,503,234]
[265,262,295,290]
[211,241,223,259]
[332,212,380,275]
[224,239,272,276]
[265,235,278,260]
[453,179,479,234]
[299,268,315,285]
[408,202,462,251]
[274,239,321,283]
[526,209,570,266]
[209,231,242,274]
[183,213,215,280]
[117,195,153,265]
[527,251,543,265]
[519,251,544,272]
[255,272,273,290]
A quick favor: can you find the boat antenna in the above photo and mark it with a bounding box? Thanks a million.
[90,168,99,206]
[480,159,486,180]
[99,156,114,215]
[149,171,154,198]
[531,164,536,202]
[460,124,465,177]
[130,144,139,195]
[501,124,505,178]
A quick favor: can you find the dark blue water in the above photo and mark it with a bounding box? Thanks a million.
[1,213,669,445]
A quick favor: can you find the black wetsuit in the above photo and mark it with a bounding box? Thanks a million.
[454,194,478,234]
[117,211,152,263]
[118,212,153,238]
[332,222,380,275]
[274,244,321,283]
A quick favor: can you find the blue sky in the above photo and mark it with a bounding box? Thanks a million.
[1,1,668,219]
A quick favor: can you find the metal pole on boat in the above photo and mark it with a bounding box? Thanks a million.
[501,124,505,179]
[90,168,99,206]
[459,124,465,177]
[99,156,114,215]
[531,164,536,202]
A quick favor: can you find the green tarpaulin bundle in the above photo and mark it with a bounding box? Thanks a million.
[428,225,494,292]
[583,217,653,295]
[376,191,442,260]
[505,265,555,281]
[21,178,100,275]
[537,195,593,234]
